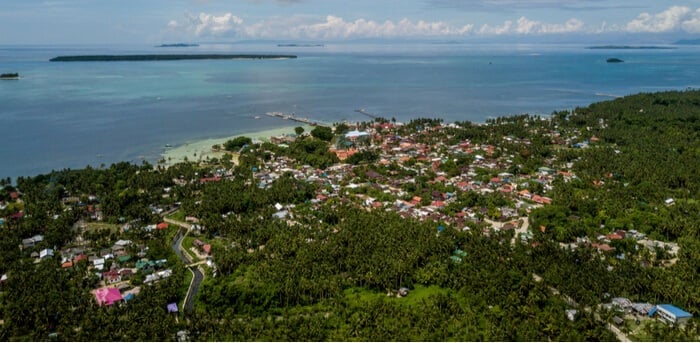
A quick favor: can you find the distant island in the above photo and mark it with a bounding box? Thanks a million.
[49,54,297,62]
[606,58,624,63]
[674,39,700,45]
[587,45,676,50]
[156,43,199,48]
[278,43,324,47]
[0,73,19,80]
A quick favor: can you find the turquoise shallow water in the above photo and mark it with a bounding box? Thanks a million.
[2,42,699,178]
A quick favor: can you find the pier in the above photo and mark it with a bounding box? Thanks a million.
[355,108,378,119]
[266,112,330,127]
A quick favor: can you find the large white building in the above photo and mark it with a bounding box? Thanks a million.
[651,304,693,325]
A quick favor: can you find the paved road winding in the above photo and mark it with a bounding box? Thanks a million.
[170,228,204,313]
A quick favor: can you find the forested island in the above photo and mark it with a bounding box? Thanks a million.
[673,39,700,45]
[0,73,19,80]
[278,44,324,47]
[587,45,676,50]
[1,91,699,341]
[49,54,297,62]
[156,44,199,48]
[607,58,624,63]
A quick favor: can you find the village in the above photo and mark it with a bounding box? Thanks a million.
[0,114,694,339]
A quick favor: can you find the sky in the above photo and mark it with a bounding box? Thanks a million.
[2,0,700,44]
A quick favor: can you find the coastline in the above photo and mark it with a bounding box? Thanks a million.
[161,125,310,166]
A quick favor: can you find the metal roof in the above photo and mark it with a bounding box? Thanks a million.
[657,304,693,318]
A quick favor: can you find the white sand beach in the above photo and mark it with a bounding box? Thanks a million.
[161,125,311,166]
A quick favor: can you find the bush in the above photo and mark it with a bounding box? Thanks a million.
[224,137,253,151]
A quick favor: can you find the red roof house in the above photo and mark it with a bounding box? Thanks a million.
[156,222,169,230]
[73,254,88,263]
[102,270,121,284]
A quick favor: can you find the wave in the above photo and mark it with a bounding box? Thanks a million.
[595,92,622,98]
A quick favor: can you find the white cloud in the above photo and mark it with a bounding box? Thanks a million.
[168,12,244,37]
[479,17,584,35]
[174,9,700,40]
[478,21,513,35]
[681,9,700,33]
[288,16,473,39]
[625,6,700,33]
[168,13,474,39]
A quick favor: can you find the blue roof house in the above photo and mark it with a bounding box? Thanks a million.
[650,304,693,325]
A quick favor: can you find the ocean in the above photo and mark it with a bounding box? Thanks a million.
[2,42,699,179]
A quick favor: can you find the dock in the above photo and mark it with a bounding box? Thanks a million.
[355,108,378,119]
[266,112,330,127]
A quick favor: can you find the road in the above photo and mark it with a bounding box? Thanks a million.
[484,216,530,245]
[164,216,192,230]
[170,228,204,313]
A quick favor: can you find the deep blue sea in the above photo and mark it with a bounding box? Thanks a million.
[2,42,699,179]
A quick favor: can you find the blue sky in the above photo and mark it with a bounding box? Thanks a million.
[2,0,700,44]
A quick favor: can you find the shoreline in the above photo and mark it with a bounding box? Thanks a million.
[161,125,310,166]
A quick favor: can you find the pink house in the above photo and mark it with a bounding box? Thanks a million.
[93,287,123,306]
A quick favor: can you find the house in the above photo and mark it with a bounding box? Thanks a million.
[93,258,105,271]
[102,270,121,284]
[631,303,654,316]
[111,244,127,256]
[39,248,54,259]
[156,222,169,230]
[93,287,123,306]
[114,239,132,247]
[592,242,615,253]
[272,210,289,219]
[21,234,44,249]
[73,254,88,264]
[118,268,135,279]
[531,195,552,205]
[136,259,157,273]
[650,304,693,325]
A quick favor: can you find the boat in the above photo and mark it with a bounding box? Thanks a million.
[606,58,624,63]
[164,144,173,148]
[254,116,261,119]
[0,73,19,80]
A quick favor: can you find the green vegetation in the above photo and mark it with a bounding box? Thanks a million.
[1,90,700,341]
[49,54,297,62]
[310,126,334,142]
[0,73,19,79]
[223,136,252,152]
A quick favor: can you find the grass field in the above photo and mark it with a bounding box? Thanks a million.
[344,284,450,307]
[166,210,186,223]
[82,222,121,233]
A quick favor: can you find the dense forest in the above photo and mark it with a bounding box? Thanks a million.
[1,91,699,341]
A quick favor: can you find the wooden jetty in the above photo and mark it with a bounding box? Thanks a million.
[266,112,330,127]
[355,109,378,119]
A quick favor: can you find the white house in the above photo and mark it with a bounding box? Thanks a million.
[651,304,693,325]
[39,248,54,259]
